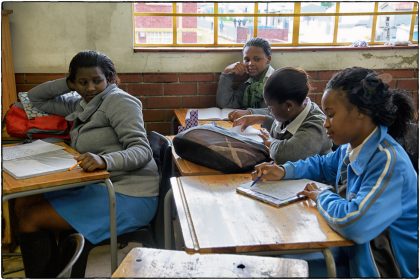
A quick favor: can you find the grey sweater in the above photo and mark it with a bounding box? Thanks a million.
[269,102,332,164]
[216,65,274,115]
[28,78,159,197]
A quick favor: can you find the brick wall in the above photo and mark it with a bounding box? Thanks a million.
[15,69,418,135]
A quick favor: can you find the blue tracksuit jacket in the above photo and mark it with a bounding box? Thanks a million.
[283,125,418,277]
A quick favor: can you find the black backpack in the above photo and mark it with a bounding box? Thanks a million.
[173,124,270,173]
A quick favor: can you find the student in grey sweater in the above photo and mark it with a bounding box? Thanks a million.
[15,51,159,277]
[234,67,332,164]
[216,37,275,120]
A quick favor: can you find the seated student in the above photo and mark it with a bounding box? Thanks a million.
[233,67,332,164]
[216,37,275,120]
[252,67,418,278]
[14,50,159,277]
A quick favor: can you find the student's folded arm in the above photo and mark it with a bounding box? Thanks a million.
[316,151,403,244]
[28,78,80,116]
[216,73,246,109]
[100,94,153,172]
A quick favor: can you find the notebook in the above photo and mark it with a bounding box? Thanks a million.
[236,179,333,207]
[186,107,236,120]
[3,140,77,179]
[229,125,263,143]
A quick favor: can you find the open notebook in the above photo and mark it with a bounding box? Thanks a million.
[237,179,333,207]
[3,140,77,179]
[186,107,236,120]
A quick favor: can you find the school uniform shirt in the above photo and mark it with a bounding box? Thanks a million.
[282,125,418,277]
[28,78,159,198]
[268,99,332,164]
[216,65,274,114]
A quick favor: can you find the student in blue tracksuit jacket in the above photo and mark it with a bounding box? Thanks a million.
[252,67,418,278]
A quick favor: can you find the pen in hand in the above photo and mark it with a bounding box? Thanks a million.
[250,175,262,188]
[68,161,82,171]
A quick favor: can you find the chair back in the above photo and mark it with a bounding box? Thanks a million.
[147,131,173,248]
[57,233,85,278]
[396,122,418,172]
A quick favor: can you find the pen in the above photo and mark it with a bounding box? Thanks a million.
[250,175,262,188]
[68,161,82,171]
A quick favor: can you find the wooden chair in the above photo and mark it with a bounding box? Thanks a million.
[71,131,173,277]
[112,247,309,278]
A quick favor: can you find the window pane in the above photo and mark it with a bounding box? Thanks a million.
[177,16,214,44]
[337,16,373,42]
[299,16,335,43]
[218,17,253,44]
[134,16,173,44]
[134,2,172,13]
[218,3,254,14]
[301,2,336,13]
[339,2,375,12]
[176,2,214,13]
[376,15,412,41]
[258,17,293,43]
[378,2,414,12]
[414,15,419,41]
[257,2,294,13]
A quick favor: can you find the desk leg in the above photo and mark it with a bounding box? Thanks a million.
[104,179,117,273]
[322,248,336,278]
[164,188,173,249]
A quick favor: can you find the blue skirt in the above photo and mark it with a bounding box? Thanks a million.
[44,183,157,244]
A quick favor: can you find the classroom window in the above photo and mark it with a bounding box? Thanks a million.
[133,1,419,48]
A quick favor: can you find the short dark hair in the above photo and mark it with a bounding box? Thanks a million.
[67,50,118,84]
[264,67,310,105]
[243,37,271,57]
[326,67,414,139]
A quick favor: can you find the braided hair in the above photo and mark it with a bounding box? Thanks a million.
[243,37,271,57]
[325,67,414,139]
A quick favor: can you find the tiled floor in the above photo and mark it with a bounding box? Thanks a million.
[2,242,142,278]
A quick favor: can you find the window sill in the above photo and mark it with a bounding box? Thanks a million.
[134,45,418,53]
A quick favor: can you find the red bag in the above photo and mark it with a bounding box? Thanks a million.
[5,105,71,139]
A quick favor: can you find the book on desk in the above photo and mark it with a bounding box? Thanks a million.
[3,140,77,179]
[237,179,333,207]
[186,107,236,120]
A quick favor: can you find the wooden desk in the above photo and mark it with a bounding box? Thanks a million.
[112,247,308,278]
[2,142,119,272]
[174,108,234,129]
[168,174,353,277]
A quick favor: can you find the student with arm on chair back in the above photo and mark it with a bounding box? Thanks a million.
[252,67,418,278]
[14,50,159,278]
[216,37,275,120]
[233,67,332,164]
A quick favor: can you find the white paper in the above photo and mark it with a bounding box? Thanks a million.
[186,108,235,120]
[3,140,64,161]
[3,149,77,179]
[240,179,332,201]
[229,125,263,143]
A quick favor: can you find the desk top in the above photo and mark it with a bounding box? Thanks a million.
[2,142,109,195]
[174,108,234,128]
[112,247,308,278]
[171,174,353,253]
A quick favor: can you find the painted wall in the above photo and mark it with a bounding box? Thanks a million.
[4,2,418,73]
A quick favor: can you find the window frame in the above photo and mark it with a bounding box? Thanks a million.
[132,2,419,48]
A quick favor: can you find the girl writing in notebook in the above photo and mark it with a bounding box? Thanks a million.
[216,37,275,120]
[14,50,159,277]
[252,67,417,277]
[233,67,332,164]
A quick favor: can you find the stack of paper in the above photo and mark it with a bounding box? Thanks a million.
[3,140,77,179]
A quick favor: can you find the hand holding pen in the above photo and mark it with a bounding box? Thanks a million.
[251,161,285,182]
